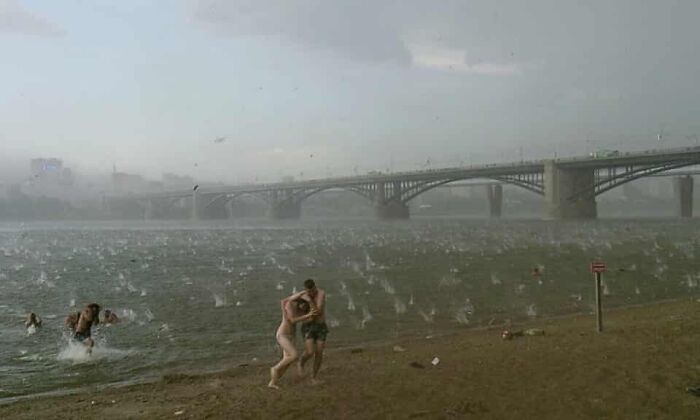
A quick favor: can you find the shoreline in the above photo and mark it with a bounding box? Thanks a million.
[3,296,691,406]
[2,297,699,419]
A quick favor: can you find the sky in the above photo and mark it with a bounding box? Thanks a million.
[1,0,699,183]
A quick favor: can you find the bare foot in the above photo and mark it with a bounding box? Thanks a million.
[268,367,280,389]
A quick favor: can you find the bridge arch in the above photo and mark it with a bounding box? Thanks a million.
[569,160,700,201]
[399,175,544,204]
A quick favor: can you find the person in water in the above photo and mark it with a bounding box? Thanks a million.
[25,312,42,330]
[103,309,119,324]
[298,278,328,384]
[64,311,81,332]
[74,303,101,352]
[268,291,318,389]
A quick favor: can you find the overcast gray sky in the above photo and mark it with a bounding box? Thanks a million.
[1,0,699,183]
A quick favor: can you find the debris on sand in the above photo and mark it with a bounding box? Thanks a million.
[431,357,440,366]
[393,345,406,353]
[502,328,546,340]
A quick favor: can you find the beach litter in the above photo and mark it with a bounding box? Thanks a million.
[431,357,440,366]
[502,328,546,340]
[393,345,406,353]
[174,409,185,416]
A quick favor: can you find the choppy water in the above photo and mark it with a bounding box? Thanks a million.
[1,219,699,400]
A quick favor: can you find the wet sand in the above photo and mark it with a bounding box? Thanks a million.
[2,299,699,419]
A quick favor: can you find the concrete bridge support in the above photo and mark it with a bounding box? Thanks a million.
[268,189,302,219]
[192,192,229,220]
[486,184,503,218]
[374,182,410,220]
[674,176,693,218]
[192,191,203,220]
[544,161,597,219]
[269,199,302,219]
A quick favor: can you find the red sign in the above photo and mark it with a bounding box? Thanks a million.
[590,262,606,273]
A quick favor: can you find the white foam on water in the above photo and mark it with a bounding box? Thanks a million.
[346,295,356,311]
[57,341,134,364]
[144,309,155,322]
[26,325,37,336]
[213,293,227,307]
[393,297,406,315]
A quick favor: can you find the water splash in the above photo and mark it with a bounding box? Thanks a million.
[57,341,133,364]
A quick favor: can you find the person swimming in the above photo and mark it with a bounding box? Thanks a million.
[103,309,119,324]
[269,291,318,389]
[25,312,42,328]
[25,312,42,334]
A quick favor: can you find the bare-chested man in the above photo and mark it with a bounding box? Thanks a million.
[298,278,327,384]
[103,309,119,324]
[268,290,317,389]
[74,303,101,352]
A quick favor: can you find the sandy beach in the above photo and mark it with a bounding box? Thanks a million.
[2,299,699,419]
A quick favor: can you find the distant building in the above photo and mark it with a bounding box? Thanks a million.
[29,158,73,185]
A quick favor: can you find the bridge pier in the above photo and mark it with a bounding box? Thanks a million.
[674,176,693,218]
[269,199,302,219]
[544,161,597,219]
[373,181,410,220]
[486,184,503,218]
[192,192,230,220]
[192,191,203,220]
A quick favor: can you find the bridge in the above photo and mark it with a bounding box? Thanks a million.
[109,146,700,220]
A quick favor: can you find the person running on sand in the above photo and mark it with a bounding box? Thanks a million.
[74,303,101,353]
[298,278,327,385]
[269,291,318,389]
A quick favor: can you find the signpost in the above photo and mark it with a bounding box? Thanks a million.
[590,262,606,332]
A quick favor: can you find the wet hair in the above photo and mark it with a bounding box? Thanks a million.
[304,279,316,290]
[295,299,311,314]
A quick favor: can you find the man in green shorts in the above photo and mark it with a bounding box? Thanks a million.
[298,278,327,384]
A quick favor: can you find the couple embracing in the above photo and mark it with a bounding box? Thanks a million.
[269,278,328,389]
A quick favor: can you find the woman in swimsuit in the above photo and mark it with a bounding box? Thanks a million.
[269,291,317,389]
